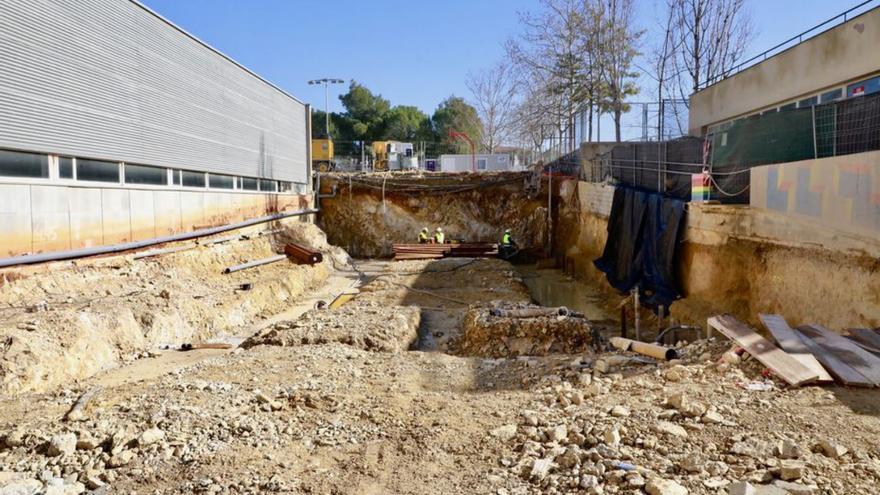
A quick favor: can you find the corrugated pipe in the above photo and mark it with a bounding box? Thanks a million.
[0,208,318,269]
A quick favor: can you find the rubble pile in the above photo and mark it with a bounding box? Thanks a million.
[456,303,596,358]
[242,300,421,353]
[484,339,880,495]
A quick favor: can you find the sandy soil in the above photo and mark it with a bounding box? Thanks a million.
[1,257,880,495]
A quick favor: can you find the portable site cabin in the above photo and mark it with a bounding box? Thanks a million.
[438,154,518,173]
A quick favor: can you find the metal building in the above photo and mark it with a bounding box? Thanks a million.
[0,0,313,259]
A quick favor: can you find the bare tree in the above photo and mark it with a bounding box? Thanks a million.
[669,0,753,99]
[511,81,560,162]
[506,0,590,154]
[466,61,520,154]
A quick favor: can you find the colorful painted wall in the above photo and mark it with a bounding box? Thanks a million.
[0,184,312,258]
[750,150,880,239]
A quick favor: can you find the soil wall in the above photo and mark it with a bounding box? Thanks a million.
[317,172,551,258]
[556,181,880,330]
[0,221,334,395]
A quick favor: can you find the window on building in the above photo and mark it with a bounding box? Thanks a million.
[0,149,49,178]
[171,169,181,185]
[778,103,796,112]
[797,96,817,108]
[125,163,167,185]
[76,158,119,183]
[820,88,842,103]
[278,181,293,193]
[847,76,880,98]
[259,179,277,192]
[58,157,74,179]
[208,173,235,189]
[241,177,259,191]
[477,158,487,170]
[181,170,205,188]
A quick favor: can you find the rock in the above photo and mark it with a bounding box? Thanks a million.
[775,438,802,459]
[529,458,554,481]
[666,392,687,410]
[813,438,847,458]
[645,477,688,495]
[555,445,581,468]
[138,428,165,447]
[0,478,43,495]
[44,480,85,495]
[653,421,687,438]
[602,427,620,446]
[548,424,568,443]
[679,454,703,473]
[664,365,687,382]
[728,481,756,495]
[3,430,25,448]
[779,460,804,481]
[701,410,724,424]
[47,433,77,457]
[610,405,630,417]
[489,425,517,442]
[108,450,135,468]
[771,480,817,495]
[722,351,742,364]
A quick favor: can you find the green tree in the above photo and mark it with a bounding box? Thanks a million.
[431,96,482,153]
[310,110,338,139]
[383,105,430,141]
[338,81,391,141]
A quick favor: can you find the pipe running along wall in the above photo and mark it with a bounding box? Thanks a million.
[0,209,318,268]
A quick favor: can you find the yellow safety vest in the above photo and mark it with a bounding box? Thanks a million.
[434,232,445,244]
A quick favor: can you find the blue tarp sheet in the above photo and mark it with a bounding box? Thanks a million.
[593,186,685,311]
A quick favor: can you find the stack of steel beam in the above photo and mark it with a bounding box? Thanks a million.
[392,243,498,261]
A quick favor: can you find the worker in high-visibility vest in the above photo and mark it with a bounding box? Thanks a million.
[434,227,445,244]
[418,227,430,244]
[499,228,518,259]
[501,229,515,247]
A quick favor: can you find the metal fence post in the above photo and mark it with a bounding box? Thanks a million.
[812,105,818,159]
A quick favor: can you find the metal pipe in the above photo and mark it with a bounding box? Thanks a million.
[223,254,288,274]
[199,234,239,246]
[0,208,317,268]
[132,244,194,260]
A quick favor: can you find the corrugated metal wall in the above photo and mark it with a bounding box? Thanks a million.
[0,0,308,183]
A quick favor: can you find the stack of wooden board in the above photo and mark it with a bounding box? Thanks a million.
[708,313,880,388]
[392,243,498,261]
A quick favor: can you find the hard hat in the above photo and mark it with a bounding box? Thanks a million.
[421,227,428,232]
[436,227,443,232]
[505,228,511,233]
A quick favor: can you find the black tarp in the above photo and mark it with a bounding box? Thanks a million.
[594,186,685,310]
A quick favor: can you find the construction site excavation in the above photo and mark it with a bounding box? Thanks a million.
[2,1,880,495]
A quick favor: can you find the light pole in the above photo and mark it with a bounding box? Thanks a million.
[307,78,345,137]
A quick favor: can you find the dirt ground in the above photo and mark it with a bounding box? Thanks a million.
[2,247,880,494]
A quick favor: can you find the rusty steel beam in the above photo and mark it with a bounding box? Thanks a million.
[284,243,323,265]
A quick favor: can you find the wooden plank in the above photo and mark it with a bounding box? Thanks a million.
[793,328,874,387]
[708,315,819,386]
[759,314,833,383]
[799,324,880,386]
[846,336,880,355]
[848,328,880,352]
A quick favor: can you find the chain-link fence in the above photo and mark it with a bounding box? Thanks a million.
[582,91,880,204]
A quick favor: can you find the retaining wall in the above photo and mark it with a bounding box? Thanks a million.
[557,181,880,330]
[0,182,311,258]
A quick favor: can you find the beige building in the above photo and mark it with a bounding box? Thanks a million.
[689,6,880,136]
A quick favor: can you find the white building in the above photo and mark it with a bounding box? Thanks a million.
[438,154,521,173]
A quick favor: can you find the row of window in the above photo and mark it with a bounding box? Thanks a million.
[0,149,297,193]
[708,74,880,134]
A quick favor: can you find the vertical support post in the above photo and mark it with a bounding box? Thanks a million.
[620,305,628,339]
[547,163,553,256]
[658,305,665,335]
[812,105,818,159]
[633,286,641,341]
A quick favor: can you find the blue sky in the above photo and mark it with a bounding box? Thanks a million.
[141,0,874,116]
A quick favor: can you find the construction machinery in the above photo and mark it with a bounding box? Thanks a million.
[372,141,416,171]
[312,135,335,172]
